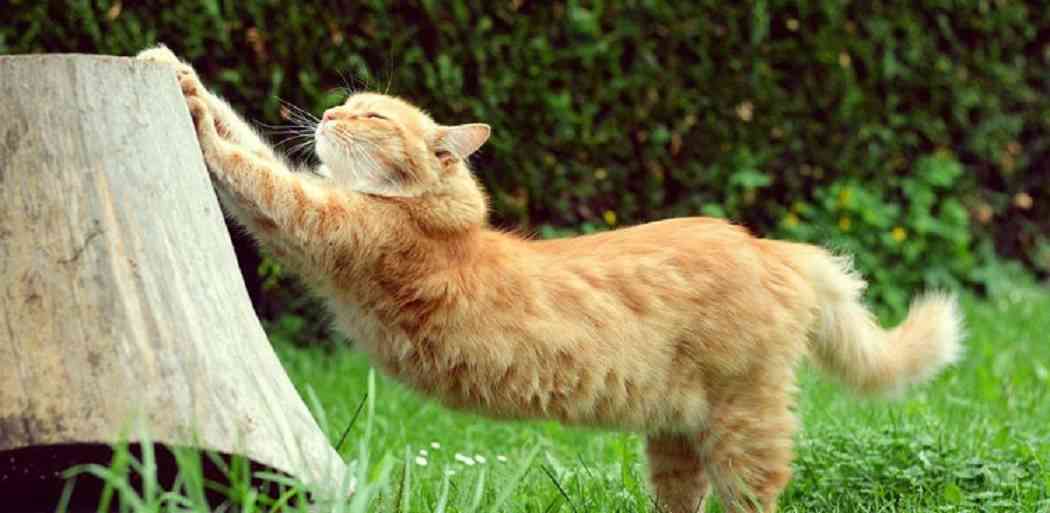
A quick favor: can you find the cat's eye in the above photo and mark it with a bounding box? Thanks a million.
[364,112,388,120]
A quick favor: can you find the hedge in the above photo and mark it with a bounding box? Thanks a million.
[4,0,1046,326]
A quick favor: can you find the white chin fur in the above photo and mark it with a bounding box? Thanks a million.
[314,131,412,197]
[314,133,335,166]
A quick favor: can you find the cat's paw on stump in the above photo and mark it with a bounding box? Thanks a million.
[178,73,202,98]
[186,97,215,138]
[136,44,203,93]
[135,44,180,64]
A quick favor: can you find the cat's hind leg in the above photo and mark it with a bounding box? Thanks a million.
[646,432,710,513]
[701,388,797,513]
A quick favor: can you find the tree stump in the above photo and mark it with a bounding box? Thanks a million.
[0,55,347,509]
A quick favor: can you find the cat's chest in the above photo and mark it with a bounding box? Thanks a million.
[323,294,422,367]
[324,296,388,347]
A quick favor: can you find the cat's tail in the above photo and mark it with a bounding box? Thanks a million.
[791,245,964,396]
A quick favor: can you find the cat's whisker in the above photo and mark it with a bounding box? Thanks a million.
[382,53,395,95]
[280,113,319,131]
[256,121,316,133]
[265,127,315,134]
[336,69,354,96]
[286,137,316,157]
[328,129,360,149]
[275,131,316,152]
[269,131,317,143]
[328,127,384,152]
[255,118,313,129]
[287,147,314,162]
[273,127,317,139]
[337,68,371,97]
[261,121,317,144]
[335,139,385,177]
[344,141,383,182]
[270,130,318,140]
[276,97,317,117]
[274,136,316,152]
[273,133,314,144]
[277,98,321,124]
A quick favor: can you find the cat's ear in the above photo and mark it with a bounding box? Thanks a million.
[435,123,490,165]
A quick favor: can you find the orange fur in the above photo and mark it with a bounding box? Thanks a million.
[139,46,965,512]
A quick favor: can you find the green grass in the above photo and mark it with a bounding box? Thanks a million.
[64,284,1050,512]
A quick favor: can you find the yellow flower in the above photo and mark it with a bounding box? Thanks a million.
[837,188,852,207]
[784,213,800,227]
[603,210,617,226]
[891,226,907,242]
[838,216,851,231]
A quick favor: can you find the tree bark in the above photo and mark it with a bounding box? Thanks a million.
[0,55,347,500]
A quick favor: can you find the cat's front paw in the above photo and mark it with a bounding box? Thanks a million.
[177,72,204,100]
[186,96,220,146]
[135,44,180,65]
[137,44,204,94]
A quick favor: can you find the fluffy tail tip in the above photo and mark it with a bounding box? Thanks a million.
[891,291,966,393]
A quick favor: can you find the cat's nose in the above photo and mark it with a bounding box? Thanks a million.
[323,109,355,122]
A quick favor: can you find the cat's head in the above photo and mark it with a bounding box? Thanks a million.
[314,92,491,230]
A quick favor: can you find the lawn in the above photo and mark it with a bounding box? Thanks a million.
[269,283,1050,513]
[65,284,1049,512]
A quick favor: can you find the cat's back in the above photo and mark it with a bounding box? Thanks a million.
[503,215,815,386]
[527,216,754,262]
[517,215,810,317]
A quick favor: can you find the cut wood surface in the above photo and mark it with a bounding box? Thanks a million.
[0,54,346,493]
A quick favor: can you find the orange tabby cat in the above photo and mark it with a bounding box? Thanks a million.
[138,46,964,513]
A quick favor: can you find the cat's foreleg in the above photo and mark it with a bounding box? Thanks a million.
[183,93,352,251]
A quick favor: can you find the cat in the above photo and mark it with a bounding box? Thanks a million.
[137,45,964,513]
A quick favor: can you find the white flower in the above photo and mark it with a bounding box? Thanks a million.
[430,442,441,449]
[419,449,428,456]
[415,456,428,466]
[496,455,508,463]
[454,453,476,466]
[475,455,487,464]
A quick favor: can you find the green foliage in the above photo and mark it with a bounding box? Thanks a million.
[4,0,1047,318]
[258,255,336,347]
[780,150,976,315]
[787,425,1049,512]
